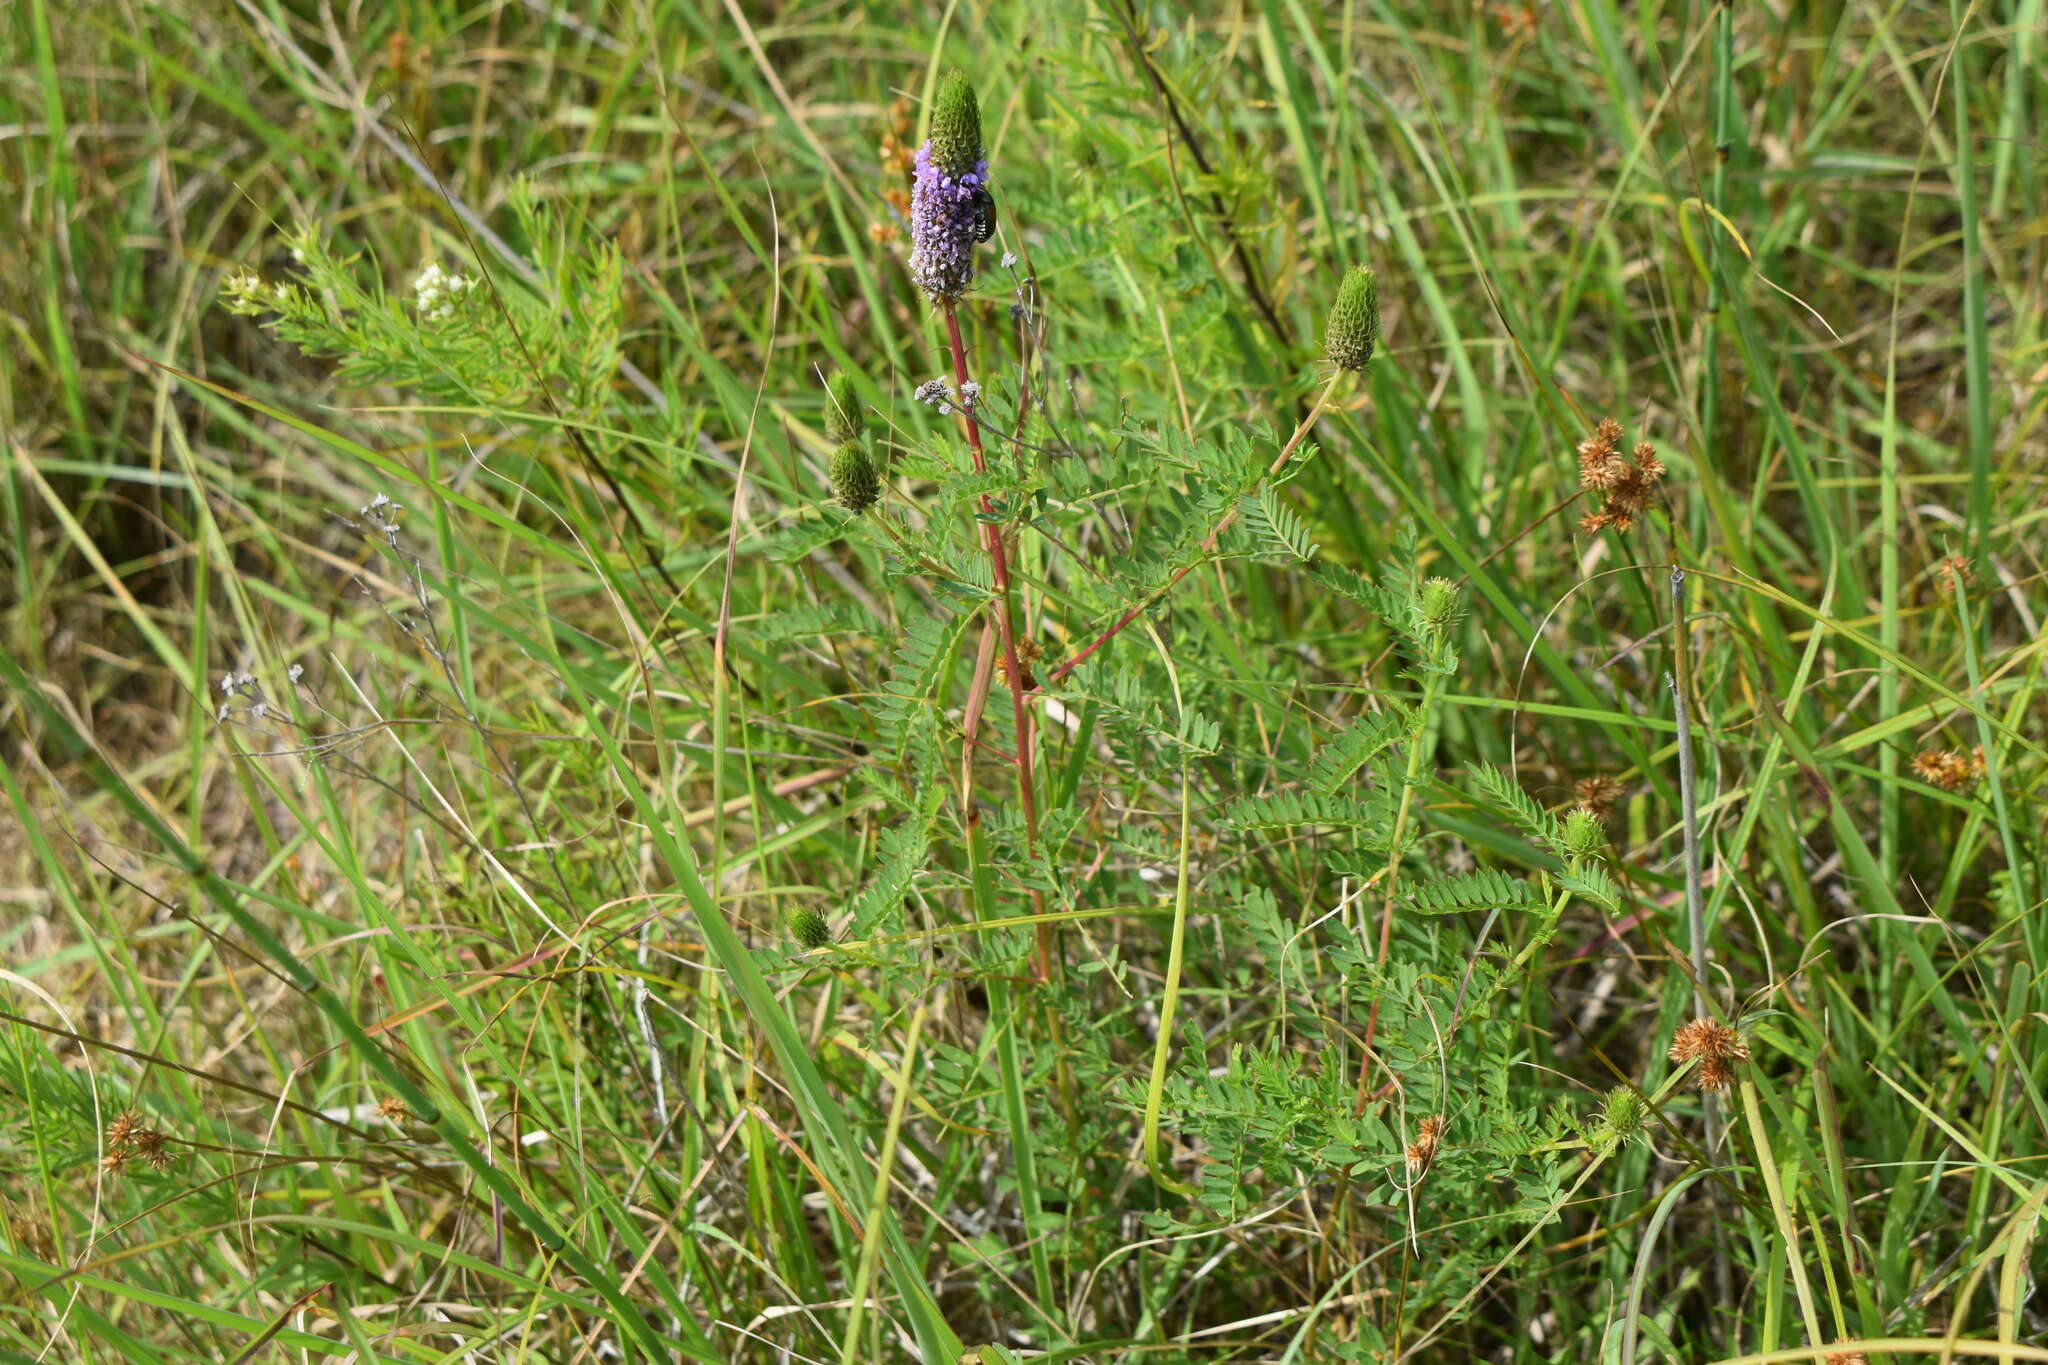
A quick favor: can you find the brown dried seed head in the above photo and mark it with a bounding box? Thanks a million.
[1826,1349,1869,1365]
[107,1111,143,1148]
[1574,775,1624,817]
[1404,1114,1446,1176]
[1913,748,1981,792]
[1672,1016,1748,1092]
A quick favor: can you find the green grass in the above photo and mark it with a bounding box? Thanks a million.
[3,2,2046,1362]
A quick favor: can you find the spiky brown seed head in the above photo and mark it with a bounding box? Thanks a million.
[1324,267,1381,372]
[1825,1349,1869,1365]
[1577,421,1666,534]
[1404,1114,1445,1176]
[1574,775,1624,817]
[1577,419,1625,487]
[107,1111,143,1149]
[1913,747,1985,792]
[830,441,880,513]
[1670,1016,1749,1090]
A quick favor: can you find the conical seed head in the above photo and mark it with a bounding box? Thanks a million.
[825,373,864,445]
[1324,266,1380,372]
[929,70,984,178]
[830,441,880,513]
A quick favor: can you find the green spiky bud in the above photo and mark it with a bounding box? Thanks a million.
[1417,576,1460,630]
[1559,805,1606,858]
[824,373,864,445]
[1595,1085,1648,1144]
[789,907,831,950]
[929,70,984,178]
[830,440,880,513]
[1324,266,1380,373]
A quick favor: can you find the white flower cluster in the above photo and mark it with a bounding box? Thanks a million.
[412,263,472,321]
[221,269,294,314]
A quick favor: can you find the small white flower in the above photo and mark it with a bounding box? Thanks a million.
[287,664,304,684]
[1000,251,1018,269]
[913,378,949,407]
[959,380,982,409]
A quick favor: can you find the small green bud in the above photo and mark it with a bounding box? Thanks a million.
[1559,805,1605,858]
[1595,1085,1648,1143]
[929,70,984,179]
[824,373,864,445]
[789,907,831,950]
[830,440,880,513]
[1324,266,1380,373]
[1417,576,1460,630]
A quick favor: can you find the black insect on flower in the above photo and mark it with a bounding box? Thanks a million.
[970,186,997,243]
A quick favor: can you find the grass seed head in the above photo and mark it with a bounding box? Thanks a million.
[1670,1016,1749,1091]
[1404,1114,1445,1176]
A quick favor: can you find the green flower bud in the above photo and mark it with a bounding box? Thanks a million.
[789,907,831,950]
[1559,805,1606,858]
[1324,266,1380,373]
[1595,1085,1648,1144]
[929,70,984,179]
[825,373,864,445]
[830,440,880,513]
[1417,576,1460,630]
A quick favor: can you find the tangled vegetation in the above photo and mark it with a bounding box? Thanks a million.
[3,3,2045,1362]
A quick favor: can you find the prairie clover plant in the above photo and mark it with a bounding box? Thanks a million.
[195,57,1756,1364]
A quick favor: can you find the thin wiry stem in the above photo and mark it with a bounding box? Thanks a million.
[1669,566,1725,1175]
[943,299,1054,981]
[1670,568,1708,1017]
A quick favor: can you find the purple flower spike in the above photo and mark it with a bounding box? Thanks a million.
[908,70,989,303]
[910,147,989,301]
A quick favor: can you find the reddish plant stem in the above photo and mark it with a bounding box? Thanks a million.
[1037,370,1347,689]
[944,300,1054,982]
